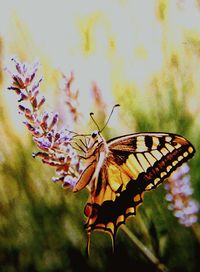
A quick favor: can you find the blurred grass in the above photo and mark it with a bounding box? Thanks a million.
[1,1,200,272]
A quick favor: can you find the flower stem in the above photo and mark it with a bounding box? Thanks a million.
[192,223,200,243]
[121,225,168,272]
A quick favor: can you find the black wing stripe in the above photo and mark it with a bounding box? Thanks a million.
[145,135,153,150]
[158,136,167,149]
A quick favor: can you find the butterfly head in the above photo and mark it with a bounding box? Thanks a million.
[87,130,104,149]
[86,104,120,154]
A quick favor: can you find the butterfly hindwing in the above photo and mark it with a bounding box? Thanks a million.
[84,163,143,237]
[84,132,195,239]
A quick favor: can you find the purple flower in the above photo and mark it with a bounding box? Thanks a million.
[34,137,52,150]
[63,176,78,188]
[165,163,199,227]
[10,57,39,90]
[7,58,84,190]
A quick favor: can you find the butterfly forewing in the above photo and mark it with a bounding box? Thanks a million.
[84,132,195,239]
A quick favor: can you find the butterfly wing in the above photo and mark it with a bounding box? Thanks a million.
[84,132,195,241]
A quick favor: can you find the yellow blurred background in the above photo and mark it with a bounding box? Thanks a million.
[1,0,200,134]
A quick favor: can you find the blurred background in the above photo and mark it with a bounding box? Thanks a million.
[0,0,200,271]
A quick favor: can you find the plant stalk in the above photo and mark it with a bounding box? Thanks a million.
[121,225,168,272]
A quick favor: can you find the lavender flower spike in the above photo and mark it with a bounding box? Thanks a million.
[165,163,199,227]
[11,57,39,89]
[7,58,83,190]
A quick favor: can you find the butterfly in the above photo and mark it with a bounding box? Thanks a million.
[72,106,195,253]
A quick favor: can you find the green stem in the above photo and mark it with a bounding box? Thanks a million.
[121,225,168,272]
[192,223,200,243]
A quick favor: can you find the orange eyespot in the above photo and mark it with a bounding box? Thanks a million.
[84,203,98,218]
[84,203,92,217]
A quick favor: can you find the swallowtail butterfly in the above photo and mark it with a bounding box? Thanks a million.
[73,107,195,253]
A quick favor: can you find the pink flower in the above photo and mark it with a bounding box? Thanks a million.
[61,72,81,122]
[91,82,107,111]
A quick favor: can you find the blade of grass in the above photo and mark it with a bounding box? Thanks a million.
[121,225,168,272]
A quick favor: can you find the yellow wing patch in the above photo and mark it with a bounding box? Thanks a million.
[125,154,143,176]
[107,163,130,191]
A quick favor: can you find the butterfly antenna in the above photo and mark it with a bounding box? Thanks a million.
[100,104,120,133]
[90,112,100,131]
[65,128,90,137]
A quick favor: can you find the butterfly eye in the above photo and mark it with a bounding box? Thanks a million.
[91,131,98,138]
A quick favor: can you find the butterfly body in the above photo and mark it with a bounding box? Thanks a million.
[73,131,195,250]
[73,131,108,192]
